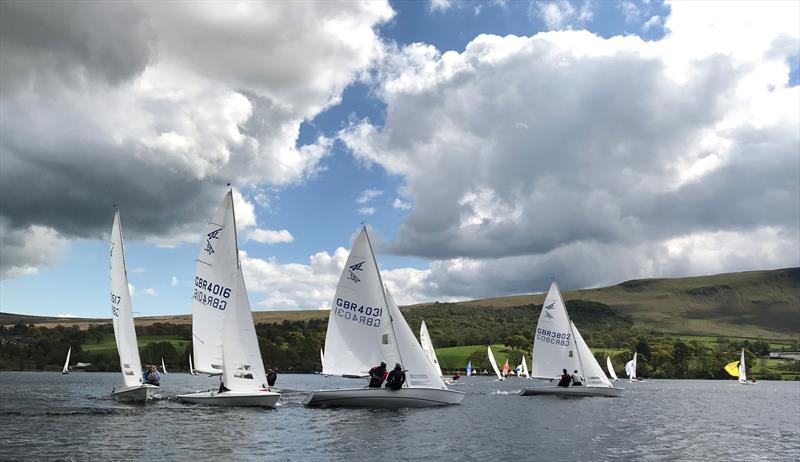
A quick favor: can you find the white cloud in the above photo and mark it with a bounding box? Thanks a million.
[130,267,146,274]
[358,207,376,215]
[619,1,640,24]
[393,198,412,210]
[428,0,453,13]
[56,314,78,318]
[0,220,69,279]
[533,1,593,30]
[642,15,661,32]
[143,288,157,296]
[356,188,384,204]
[170,276,178,287]
[247,228,295,244]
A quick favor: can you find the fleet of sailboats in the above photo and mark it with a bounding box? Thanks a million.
[303,227,464,408]
[520,281,622,397]
[177,190,280,407]
[109,210,158,402]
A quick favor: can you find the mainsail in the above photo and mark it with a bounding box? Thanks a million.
[531,282,580,379]
[110,210,144,388]
[466,361,473,376]
[606,356,619,381]
[420,320,443,377]
[62,347,71,374]
[487,346,502,380]
[521,355,530,378]
[738,349,747,383]
[625,351,638,381]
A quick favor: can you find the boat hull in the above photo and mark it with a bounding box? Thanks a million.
[520,385,623,398]
[177,390,280,408]
[111,384,158,402]
[303,387,465,408]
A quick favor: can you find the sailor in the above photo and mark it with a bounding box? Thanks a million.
[385,363,406,390]
[368,361,388,388]
[557,368,571,387]
[452,371,461,381]
[267,369,278,387]
[144,365,160,386]
[571,370,583,386]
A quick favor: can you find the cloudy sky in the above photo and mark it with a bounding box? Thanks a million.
[1,0,798,318]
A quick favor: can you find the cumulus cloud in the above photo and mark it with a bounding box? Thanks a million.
[170,276,178,287]
[393,198,412,210]
[340,2,800,293]
[533,1,593,30]
[247,228,295,244]
[356,188,384,204]
[0,1,394,279]
[642,15,661,32]
[428,0,453,13]
[0,219,69,278]
[143,288,157,296]
[358,207,376,216]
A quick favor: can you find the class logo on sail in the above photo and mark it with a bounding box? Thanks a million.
[544,301,555,319]
[347,260,365,283]
[205,227,222,255]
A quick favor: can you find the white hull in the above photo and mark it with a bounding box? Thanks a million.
[520,385,623,398]
[178,390,280,408]
[303,387,465,408]
[111,384,159,403]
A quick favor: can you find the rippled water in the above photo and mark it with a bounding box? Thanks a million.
[1,372,798,461]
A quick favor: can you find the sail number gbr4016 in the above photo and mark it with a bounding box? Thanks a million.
[193,276,231,310]
[334,298,382,327]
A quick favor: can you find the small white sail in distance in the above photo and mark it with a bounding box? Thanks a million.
[189,354,196,375]
[521,355,530,378]
[420,319,443,377]
[320,349,325,370]
[738,348,747,383]
[607,356,619,381]
[487,346,502,380]
[161,358,168,374]
[62,347,71,374]
[110,210,144,388]
[625,351,638,381]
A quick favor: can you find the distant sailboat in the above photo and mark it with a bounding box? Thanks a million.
[625,351,639,382]
[520,281,622,397]
[606,356,619,381]
[501,358,510,377]
[521,355,530,378]
[177,190,280,407]
[487,346,503,380]
[726,349,755,385]
[466,361,473,377]
[420,320,443,377]
[189,354,197,376]
[62,347,71,374]
[161,358,168,374]
[320,349,325,370]
[304,227,464,408]
[109,210,158,402]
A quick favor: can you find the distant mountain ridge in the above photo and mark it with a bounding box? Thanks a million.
[2,268,798,339]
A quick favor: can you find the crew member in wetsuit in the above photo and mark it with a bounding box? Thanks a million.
[267,369,277,387]
[368,362,388,388]
[557,368,571,387]
[386,363,406,390]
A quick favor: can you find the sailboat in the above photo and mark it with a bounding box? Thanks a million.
[726,349,755,385]
[520,281,622,397]
[303,227,464,408]
[189,354,197,376]
[161,358,168,374]
[109,210,158,402]
[501,358,510,377]
[606,356,619,381]
[320,349,325,371]
[487,346,503,380]
[466,361,473,377]
[521,355,530,378]
[177,190,280,407]
[625,351,642,382]
[420,319,443,377]
[62,347,71,374]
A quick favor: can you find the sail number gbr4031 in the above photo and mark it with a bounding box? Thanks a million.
[334,298,382,327]
[193,277,231,310]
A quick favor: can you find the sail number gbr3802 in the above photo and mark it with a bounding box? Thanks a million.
[193,276,231,310]
[334,298,382,327]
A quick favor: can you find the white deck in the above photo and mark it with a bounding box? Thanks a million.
[177,389,280,408]
[303,386,465,408]
[520,385,623,397]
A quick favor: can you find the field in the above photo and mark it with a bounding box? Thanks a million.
[81,335,191,353]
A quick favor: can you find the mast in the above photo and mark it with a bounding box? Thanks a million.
[363,227,406,384]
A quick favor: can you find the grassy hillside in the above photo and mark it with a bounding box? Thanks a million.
[2,268,798,339]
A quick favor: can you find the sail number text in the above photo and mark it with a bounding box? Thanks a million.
[111,293,121,317]
[536,328,571,346]
[334,298,382,327]
[194,277,231,310]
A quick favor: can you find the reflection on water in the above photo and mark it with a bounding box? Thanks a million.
[1,372,798,460]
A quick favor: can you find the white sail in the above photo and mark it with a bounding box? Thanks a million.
[739,348,747,383]
[521,355,530,378]
[487,346,502,380]
[606,356,618,381]
[322,228,396,376]
[419,319,443,377]
[385,287,446,388]
[466,361,473,376]
[191,192,238,375]
[110,210,144,388]
[571,321,612,388]
[62,347,71,374]
[161,358,168,374]
[189,354,196,375]
[320,349,325,369]
[531,281,580,379]
[218,193,269,392]
[626,351,638,381]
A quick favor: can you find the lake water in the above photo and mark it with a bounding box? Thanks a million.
[1,372,798,461]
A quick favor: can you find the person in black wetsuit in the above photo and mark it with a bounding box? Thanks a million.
[267,369,277,387]
[385,363,406,390]
[368,362,388,388]
[557,368,571,387]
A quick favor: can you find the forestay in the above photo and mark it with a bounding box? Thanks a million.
[571,321,613,388]
[191,192,237,375]
[420,320,443,377]
[322,228,397,376]
[110,211,144,388]
[531,282,580,379]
